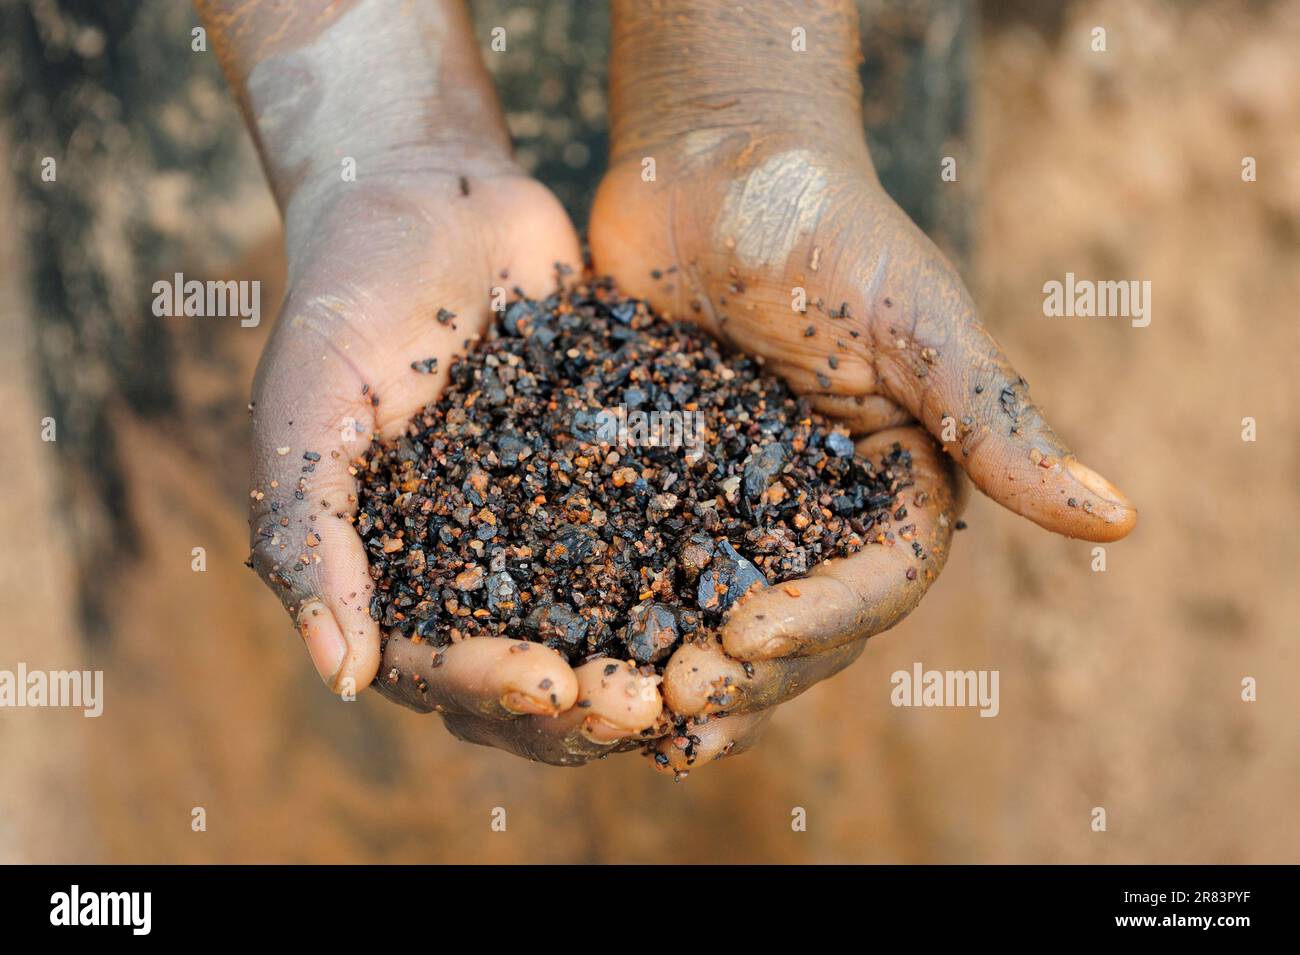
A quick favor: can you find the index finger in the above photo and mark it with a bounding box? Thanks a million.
[871,220,1137,542]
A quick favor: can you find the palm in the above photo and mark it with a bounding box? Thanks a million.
[592,142,1133,543]
[263,174,581,443]
[590,146,948,431]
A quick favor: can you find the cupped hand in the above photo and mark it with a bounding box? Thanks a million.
[590,127,1135,774]
[248,167,662,765]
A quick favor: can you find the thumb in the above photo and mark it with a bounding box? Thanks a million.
[248,319,381,694]
[873,236,1137,542]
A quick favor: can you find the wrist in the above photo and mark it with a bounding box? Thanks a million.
[201,0,519,215]
[608,0,869,166]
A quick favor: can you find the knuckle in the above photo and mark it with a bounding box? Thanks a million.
[248,506,315,612]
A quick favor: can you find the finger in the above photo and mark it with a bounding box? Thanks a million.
[869,234,1136,542]
[441,658,664,766]
[647,710,774,778]
[661,636,864,717]
[806,392,913,435]
[249,327,382,694]
[564,657,666,744]
[722,426,958,661]
[375,636,578,718]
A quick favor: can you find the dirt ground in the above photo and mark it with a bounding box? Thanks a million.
[2,0,1297,863]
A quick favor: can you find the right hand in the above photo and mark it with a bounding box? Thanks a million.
[247,166,663,765]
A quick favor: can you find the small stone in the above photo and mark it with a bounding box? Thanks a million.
[485,571,518,615]
[678,535,716,580]
[524,603,589,648]
[454,565,486,591]
[547,524,597,568]
[742,444,789,501]
[623,603,680,664]
[826,432,855,458]
[697,540,767,615]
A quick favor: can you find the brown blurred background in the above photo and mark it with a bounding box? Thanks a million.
[1,0,1297,863]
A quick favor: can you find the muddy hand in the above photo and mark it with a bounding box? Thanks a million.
[648,428,958,774]
[383,640,662,766]
[591,0,1135,773]
[593,0,1135,543]
[202,0,662,764]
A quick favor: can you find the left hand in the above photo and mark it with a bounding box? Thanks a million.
[589,0,1135,774]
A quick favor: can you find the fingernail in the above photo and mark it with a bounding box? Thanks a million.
[1065,458,1131,508]
[581,716,630,744]
[500,690,558,717]
[757,635,796,658]
[298,600,347,690]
